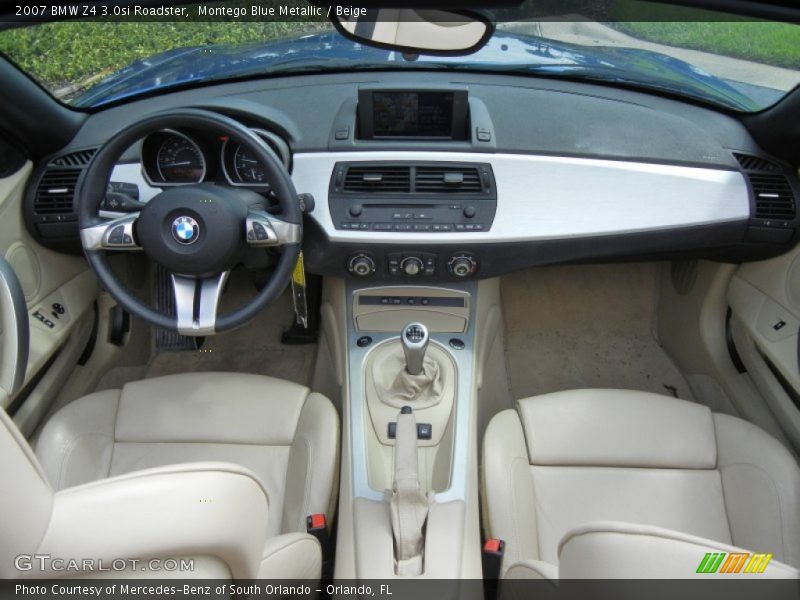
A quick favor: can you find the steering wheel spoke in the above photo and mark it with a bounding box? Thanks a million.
[245,209,302,247]
[80,213,142,251]
[171,272,229,336]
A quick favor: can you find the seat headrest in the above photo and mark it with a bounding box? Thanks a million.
[517,389,717,469]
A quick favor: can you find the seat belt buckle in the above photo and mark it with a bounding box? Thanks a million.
[306,514,332,580]
[482,538,505,579]
[307,513,327,532]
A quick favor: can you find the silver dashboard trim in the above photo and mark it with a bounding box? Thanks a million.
[291,151,750,244]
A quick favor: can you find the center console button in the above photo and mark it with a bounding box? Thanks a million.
[401,257,424,276]
[449,338,466,350]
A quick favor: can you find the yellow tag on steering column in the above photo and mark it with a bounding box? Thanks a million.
[291,251,308,328]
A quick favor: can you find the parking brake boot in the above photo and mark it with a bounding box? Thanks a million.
[390,406,429,576]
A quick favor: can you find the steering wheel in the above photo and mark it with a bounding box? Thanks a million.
[77,109,302,336]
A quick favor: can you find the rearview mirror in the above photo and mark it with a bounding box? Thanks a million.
[332,9,493,56]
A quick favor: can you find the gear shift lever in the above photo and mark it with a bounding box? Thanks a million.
[401,322,429,376]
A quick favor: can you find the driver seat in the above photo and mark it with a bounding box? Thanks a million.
[1,372,339,579]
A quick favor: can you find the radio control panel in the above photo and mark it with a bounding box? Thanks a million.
[329,161,497,233]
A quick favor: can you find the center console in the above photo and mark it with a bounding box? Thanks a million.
[328,280,484,579]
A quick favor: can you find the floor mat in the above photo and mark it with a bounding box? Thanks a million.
[501,263,694,401]
[145,271,317,387]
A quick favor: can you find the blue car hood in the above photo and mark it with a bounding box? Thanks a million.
[73,29,757,110]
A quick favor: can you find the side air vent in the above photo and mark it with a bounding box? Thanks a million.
[733,152,781,172]
[735,153,797,223]
[735,152,798,244]
[49,148,97,168]
[34,168,81,214]
[27,148,99,245]
[415,166,483,193]
[343,166,411,193]
[751,174,796,220]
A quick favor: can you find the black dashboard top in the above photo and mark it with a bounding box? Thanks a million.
[68,70,755,170]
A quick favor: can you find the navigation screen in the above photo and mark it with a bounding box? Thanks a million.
[372,91,455,137]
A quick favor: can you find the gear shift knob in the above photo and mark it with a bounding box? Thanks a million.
[401,322,429,376]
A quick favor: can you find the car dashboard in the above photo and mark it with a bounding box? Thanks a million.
[24,70,800,281]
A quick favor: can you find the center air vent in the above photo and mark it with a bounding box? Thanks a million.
[343,166,411,193]
[335,162,493,196]
[415,166,482,193]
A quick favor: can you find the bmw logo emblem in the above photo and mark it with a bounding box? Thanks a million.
[171,216,199,245]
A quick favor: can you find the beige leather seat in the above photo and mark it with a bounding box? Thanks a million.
[1,372,339,579]
[482,389,800,579]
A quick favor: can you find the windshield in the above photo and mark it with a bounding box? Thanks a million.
[0,1,798,112]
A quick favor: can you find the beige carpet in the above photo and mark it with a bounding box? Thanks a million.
[501,263,694,401]
[145,272,316,386]
[95,270,317,391]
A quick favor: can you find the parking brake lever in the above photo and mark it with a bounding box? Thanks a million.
[390,406,428,576]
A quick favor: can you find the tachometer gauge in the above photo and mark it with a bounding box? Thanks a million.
[155,133,206,183]
[233,146,268,184]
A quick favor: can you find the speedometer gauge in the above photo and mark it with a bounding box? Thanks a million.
[155,133,206,183]
[221,128,291,187]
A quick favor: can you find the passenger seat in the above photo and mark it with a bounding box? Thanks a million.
[481,389,800,578]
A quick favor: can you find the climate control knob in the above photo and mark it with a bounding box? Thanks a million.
[448,254,478,278]
[348,254,376,277]
[400,256,424,276]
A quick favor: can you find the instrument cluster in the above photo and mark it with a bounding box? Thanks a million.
[140,127,291,190]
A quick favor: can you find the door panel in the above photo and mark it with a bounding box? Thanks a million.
[0,160,98,419]
[728,246,800,449]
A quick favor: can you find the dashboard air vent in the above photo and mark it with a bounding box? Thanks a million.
[34,168,81,214]
[414,166,483,193]
[49,148,97,168]
[733,153,781,172]
[343,166,411,193]
[751,174,796,220]
[734,153,797,225]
